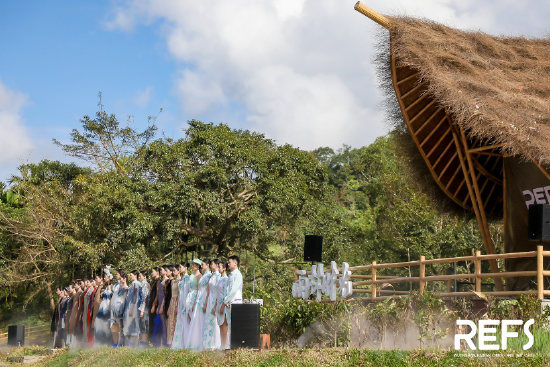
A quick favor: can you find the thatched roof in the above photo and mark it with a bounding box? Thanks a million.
[388,17,550,164]
[367,14,550,218]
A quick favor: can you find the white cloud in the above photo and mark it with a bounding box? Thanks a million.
[273,0,307,20]
[245,65,377,149]
[106,0,550,150]
[175,70,227,115]
[0,80,33,170]
[133,86,153,108]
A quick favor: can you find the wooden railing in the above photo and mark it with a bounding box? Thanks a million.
[0,324,51,345]
[297,246,550,301]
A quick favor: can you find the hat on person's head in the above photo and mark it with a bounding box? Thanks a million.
[104,265,113,280]
[192,258,202,265]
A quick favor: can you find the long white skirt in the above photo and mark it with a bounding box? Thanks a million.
[171,298,187,349]
[182,290,196,349]
[186,306,206,350]
[203,296,220,349]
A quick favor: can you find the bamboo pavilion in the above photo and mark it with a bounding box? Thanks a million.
[355,2,550,291]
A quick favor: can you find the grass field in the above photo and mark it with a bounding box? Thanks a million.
[2,346,549,367]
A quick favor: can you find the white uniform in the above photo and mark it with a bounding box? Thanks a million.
[223,268,242,348]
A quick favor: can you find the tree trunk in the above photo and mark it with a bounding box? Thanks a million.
[45,282,55,313]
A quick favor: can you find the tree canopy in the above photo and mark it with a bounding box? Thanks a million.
[0,105,500,316]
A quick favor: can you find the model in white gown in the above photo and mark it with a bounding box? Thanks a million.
[183,272,199,348]
[171,270,189,350]
[203,266,220,350]
[186,267,212,350]
[215,272,229,349]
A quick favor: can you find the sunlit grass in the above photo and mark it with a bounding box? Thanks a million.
[0,346,544,367]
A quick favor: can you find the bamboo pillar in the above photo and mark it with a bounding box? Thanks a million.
[371,261,377,298]
[419,256,425,294]
[475,251,481,293]
[537,245,544,300]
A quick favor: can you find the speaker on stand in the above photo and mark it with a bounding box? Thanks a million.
[528,204,550,241]
[528,204,550,292]
[8,325,25,346]
[304,235,322,263]
[230,304,260,349]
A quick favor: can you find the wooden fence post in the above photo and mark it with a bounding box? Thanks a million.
[419,256,425,294]
[371,261,377,299]
[475,251,481,293]
[537,245,543,300]
[294,267,299,282]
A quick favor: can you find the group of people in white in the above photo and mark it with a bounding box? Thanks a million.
[51,256,243,351]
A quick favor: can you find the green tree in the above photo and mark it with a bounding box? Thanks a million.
[68,119,333,265]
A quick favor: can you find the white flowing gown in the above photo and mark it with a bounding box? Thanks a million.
[171,274,189,349]
[215,274,229,349]
[186,270,212,350]
[203,270,220,349]
[183,274,198,349]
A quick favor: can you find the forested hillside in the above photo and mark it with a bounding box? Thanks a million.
[0,105,503,320]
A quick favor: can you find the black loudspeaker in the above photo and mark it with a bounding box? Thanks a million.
[230,304,260,349]
[8,325,24,346]
[304,235,322,263]
[528,204,550,241]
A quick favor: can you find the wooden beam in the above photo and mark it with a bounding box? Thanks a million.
[426,128,450,158]
[406,91,430,112]
[451,128,494,270]
[474,151,502,157]
[409,99,438,125]
[397,71,420,86]
[538,246,544,300]
[458,125,503,290]
[415,107,442,136]
[420,115,448,148]
[475,251,481,292]
[454,177,466,196]
[487,157,503,216]
[371,260,377,298]
[432,138,453,168]
[389,47,468,211]
[527,153,550,182]
[470,155,503,185]
[445,165,461,190]
[401,80,427,100]
[467,144,504,153]
[438,151,458,181]
[354,2,391,29]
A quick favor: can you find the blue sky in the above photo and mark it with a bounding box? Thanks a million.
[1,0,549,184]
[0,1,181,180]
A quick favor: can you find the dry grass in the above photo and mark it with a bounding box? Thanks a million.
[383,17,550,164]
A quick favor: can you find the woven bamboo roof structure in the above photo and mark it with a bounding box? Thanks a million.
[355,2,550,289]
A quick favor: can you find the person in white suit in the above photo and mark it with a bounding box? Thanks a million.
[219,255,242,349]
